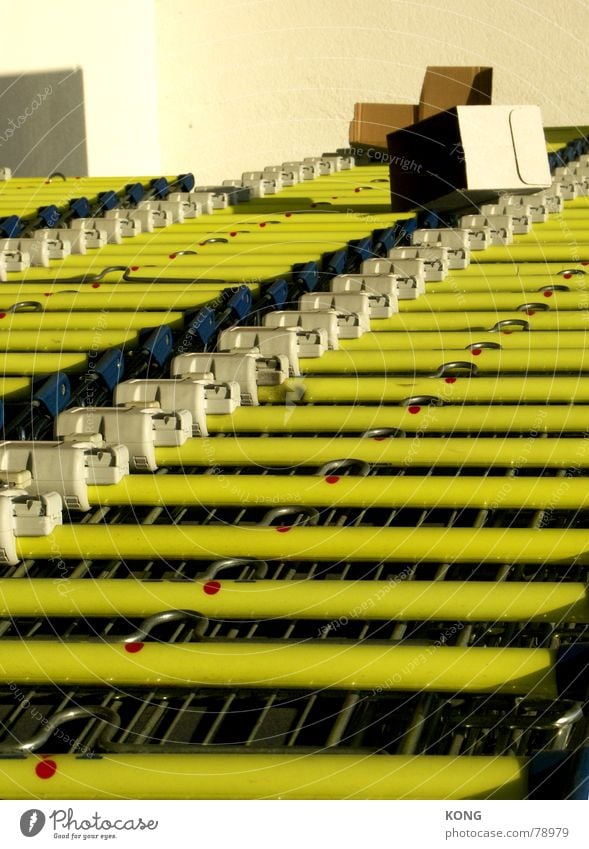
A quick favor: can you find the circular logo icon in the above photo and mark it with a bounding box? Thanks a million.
[19,810,46,837]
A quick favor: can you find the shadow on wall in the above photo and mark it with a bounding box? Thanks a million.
[0,68,87,177]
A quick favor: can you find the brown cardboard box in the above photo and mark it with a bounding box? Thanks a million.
[418,66,493,120]
[349,66,493,151]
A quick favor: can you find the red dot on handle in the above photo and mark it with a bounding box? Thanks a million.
[582,261,589,266]
[130,266,139,271]
[445,377,457,384]
[44,292,53,297]
[169,253,177,258]
[373,436,385,441]
[526,310,536,316]
[124,642,144,653]
[259,222,267,228]
[92,283,100,289]
[285,212,292,217]
[35,759,57,780]
[203,580,221,595]
[229,231,237,237]
[471,348,482,356]
[408,405,421,414]
[325,475,340,484]
[543,290,553,298]
[276,526,291,533]
[0,313,6,319]
[502,331,512,335]
[563,273,572,279]
[354,188,361,193]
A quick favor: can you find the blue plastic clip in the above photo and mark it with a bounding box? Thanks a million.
[96,191,118,212]
[417,211,440,229]
[33,372,71,417]
[264,279,289,309]
[150,177,169,199]
[68,197,91,220]
[37,205,61,228]
[0,216,22,238]
[182,305,216,349]
[292,261,318,292]
[226,285,253,320]
[554,643,589,699]
[323,248,348,275]
[372,227,396,255]
[92,347,124,391]
[349,236,373,264]
[177,173,195,192]
[395,218,418,245]
[125,182,145,205]
[140,325,174,369]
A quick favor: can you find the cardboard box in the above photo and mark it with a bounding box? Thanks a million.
[349,66,492,152]
[386,105,552,212]
[418,66,493,120]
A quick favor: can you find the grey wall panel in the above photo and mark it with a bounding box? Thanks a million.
[0,68,87,177]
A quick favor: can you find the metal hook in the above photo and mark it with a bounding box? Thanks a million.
[490,318,530,332]
[558,268,585,276]
[466,342,502,351]
[202,558,269,580]
[400,395,444,407]
[538,284,570,293]
[4,301,43,313]
[361,427,404,439]
[123,609,209,642]
[200,239,228,245]
[316,458,371,477]
[517,302,550,313]
[259,505,320,527]
[47,171,67,182]
[434,361,478,378]
[0,706,120,754]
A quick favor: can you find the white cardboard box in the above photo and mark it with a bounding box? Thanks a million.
[387,105,551,212]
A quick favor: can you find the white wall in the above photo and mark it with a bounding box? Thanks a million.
[155,0,589,183]
[3,1,589,178]
[1,0,161,175]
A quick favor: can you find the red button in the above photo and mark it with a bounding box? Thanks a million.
[408,405,421,414]
[203,580,221,595]
[325,475,340,484]
[124,642,144,653]
[35,759,57,780]
[445,377,457,384]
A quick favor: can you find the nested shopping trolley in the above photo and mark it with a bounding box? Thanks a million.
[0,137,589,800]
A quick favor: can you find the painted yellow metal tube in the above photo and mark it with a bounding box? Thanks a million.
[0,640,559,697]
[0,578,586,623]
[299,348,589,374]
[15,525,589,565]
[399,291,589,312]
[0,352,87,374]
[0,753,528,800]
[474,246,589,263]
[370,311,589,332]
[0,329,139,352]
[0,312,183,330]
[0,291,217,311]
[429,276,589,293]
[156,436,589,468]
[0,378,31,399]
[86,474,589,512]
[257,375,589,403]
[339,330,589,351]
[204,404,589,434]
